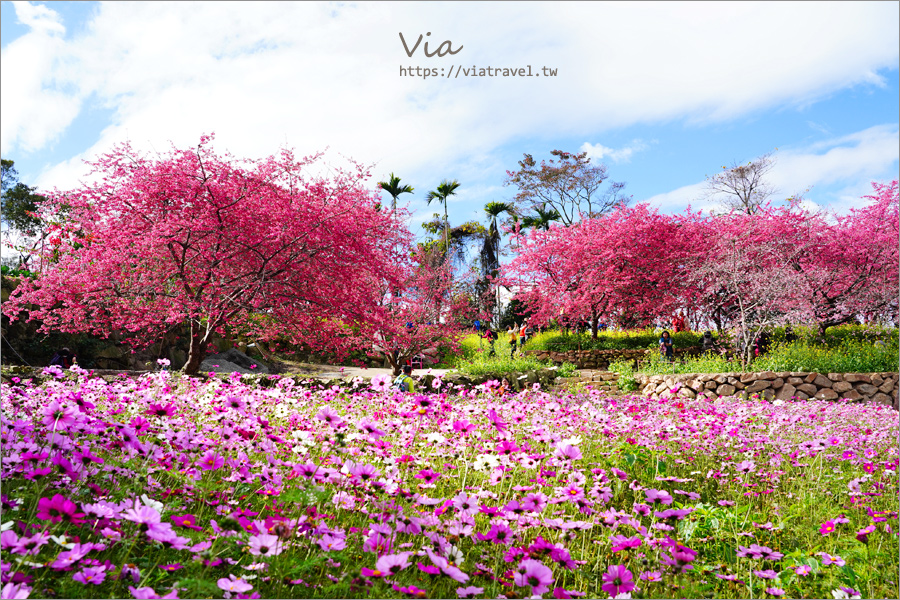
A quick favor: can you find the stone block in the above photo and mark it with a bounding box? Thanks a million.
[771,378,784,390]
[787,377,805,385]
[797,383,818,395]
[775,384,796,400]
[705,380,718,390]
[844,374,871,384]
[871,374,884,386]
[745,380,771,393]
[716,384,736,396]
[757,371,778,380]
[805,373,821,384]
[841,389,862,401]
[776,372,791,379]
[879,381,895,394]
[733,381,745,390]
[678,387,696,399]
[827,373,844,382]
[813,374,832,388]
[832,381,853,394]
[815,389,839,401]
[740,373,757,383]
[872,393,894,407]
[855,383,878,396]
[713,374,727,384]
[794,391,810,400]
[703,390,718,400]
[762,389,774,401]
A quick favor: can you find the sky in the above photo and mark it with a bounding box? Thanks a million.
[2,1,898,239]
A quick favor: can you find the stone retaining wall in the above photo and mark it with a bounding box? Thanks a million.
[528,347,700,370]
[637,371,898,409]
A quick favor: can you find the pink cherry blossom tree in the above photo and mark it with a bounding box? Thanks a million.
[792,181,899,334]
[502,204,697,336]
[3,136,411,374]
[354,248,467,375]
[689,207,813,366]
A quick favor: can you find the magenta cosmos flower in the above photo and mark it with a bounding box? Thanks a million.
[601,564,636,596]
[36,494,85,524]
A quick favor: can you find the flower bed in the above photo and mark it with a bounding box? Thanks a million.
[1,367,898,599]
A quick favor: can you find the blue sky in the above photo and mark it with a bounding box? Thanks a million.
[2,1,898,237]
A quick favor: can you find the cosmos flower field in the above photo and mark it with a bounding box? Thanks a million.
[1,366,898,599]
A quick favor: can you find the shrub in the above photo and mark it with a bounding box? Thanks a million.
[755,338,899,373]
[609,359,638,392]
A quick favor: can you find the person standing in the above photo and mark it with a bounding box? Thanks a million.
[483,326,497,357]
[393,364,416,392]
[508,325,518,358]
[49,347,75,368]
[519,320,528,352]
[658,331,674,362]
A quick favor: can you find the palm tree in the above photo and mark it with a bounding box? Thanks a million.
[482,201,515,326]
[377,173,414,211]
[522,204,561,231]
[425,179,461,254]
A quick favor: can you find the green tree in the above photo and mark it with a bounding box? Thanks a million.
[1,159,45,236]
[481,201,516,325]
[522,204,562,231]
[425,179,461,254]
[505,149,629,225]
[376,173,414,211]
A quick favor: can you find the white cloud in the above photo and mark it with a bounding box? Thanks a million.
[10,0,65,35]
[643,124,900,214]
[580,140,649,164]
[0,1,896,205]
[0,2,80,154]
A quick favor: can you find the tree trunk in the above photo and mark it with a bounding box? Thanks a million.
[591,308,599,339]
[183,322,210,375]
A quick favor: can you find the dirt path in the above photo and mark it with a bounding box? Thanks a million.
[274,360,454,381]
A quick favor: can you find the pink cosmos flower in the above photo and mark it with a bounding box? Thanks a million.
[819,520,836,535]
[318,534,346,551]
[247,534,283,557]
[856,525,876,543]
[73,566,106,585]
[601,564,636,597]
[425,549,469,583]
[753,569,778,580]
[610,535,643,552]
[644,489,673,505]
[818,552,845,566]
[42,400,80,430]
[36,494,85,524]
[375,553,411,575]
[514,559,554,595]
[197,451,225,471]
[555,444,583,461]
[217,575,253,593]
[1,583,32,599]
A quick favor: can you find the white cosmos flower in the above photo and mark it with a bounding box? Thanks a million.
[472,454,500,472]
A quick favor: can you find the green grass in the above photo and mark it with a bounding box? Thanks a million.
[448,326,899,376]
[525,328,704,352]
[443,334,580,377]
[754,338,899,373]
[635,337,899,376]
